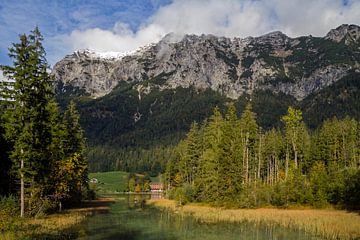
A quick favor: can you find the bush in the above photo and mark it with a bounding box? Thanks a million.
[342,169,360,209]
[174,184,194,205]
[0,195,22,232]
[237,184,272,208]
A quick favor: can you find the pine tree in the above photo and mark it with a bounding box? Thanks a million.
[263,128,284,185]
[195,107,223,203]
[178,122,202,186]
[1,27,58,216]
[62,101,85,157]
[52,100,88,206]
[0,117,12,195]
[239,103,258,184]
[281,107,303,175]
[218,103,243,202]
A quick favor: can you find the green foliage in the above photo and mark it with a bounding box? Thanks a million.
[174,183,194,205]
[0,28,88,214]
[302,72,360,129]
[126,172,157,193]
[0,120,12,195]
[241,56,255,68]
[0,195,21,232]
[89,171,128,193]
[240,70,252,78]
[66,86,228,174]
[342,169,360,209]
[58,71,360,176]
[285,37,360,77]
[165,104,360,208]
[309,162,329,207]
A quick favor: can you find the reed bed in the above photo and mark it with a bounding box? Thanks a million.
[148,199,360,240]
[0,197,114,239]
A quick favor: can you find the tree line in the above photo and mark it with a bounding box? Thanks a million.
[165,103,360,208]
[0,28,89,217]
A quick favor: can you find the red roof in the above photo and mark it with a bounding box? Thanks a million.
[150,183,163,190]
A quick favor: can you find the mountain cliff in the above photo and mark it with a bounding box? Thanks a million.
[53,24,360,101]
[52,24,360,173]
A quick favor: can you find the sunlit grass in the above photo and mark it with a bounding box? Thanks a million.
[148,199,360,240]
[0,198,114,239]
[89,171,129,193]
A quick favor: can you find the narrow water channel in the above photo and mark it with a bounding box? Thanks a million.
[75,194,323,240]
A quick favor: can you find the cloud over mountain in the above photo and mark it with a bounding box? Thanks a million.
[61,0,360,57]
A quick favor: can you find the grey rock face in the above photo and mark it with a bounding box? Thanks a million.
[53,25,360,100]
[325,24,360,43]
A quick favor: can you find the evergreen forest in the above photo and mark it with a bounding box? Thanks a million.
[0,28,89,220]
[165,104,360,209]
[60,72,360,175]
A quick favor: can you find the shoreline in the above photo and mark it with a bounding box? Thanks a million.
[147,198,360,240]
[1,197,115,239]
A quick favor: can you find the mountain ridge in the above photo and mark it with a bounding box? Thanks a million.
[52,24,360,173]
[53,24,360,100]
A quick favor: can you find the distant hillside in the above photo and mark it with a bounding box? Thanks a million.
[53,24,360,173]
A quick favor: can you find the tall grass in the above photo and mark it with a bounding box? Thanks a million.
[148,199,360,240]
[0,197,113,239]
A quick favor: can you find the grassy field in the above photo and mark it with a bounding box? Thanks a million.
[148,199,360,240]
[89,171,162,194]
[0,198,114,239]
[89,171,129,193]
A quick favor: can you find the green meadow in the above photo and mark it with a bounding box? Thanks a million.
[89,171,161,194]
[89,171,129,194]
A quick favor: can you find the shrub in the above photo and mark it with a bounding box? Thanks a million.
[0,195,22,232]
[174,184,194,205]
[342,169,360,209]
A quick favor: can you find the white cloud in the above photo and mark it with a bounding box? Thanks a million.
[58,0,360,59]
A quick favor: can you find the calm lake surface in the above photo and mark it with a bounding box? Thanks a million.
[75,194,323,240]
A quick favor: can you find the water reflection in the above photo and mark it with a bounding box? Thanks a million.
[75,194,323,240]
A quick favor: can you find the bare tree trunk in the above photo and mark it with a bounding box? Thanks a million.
[270,158,272,185]
[20,103,25,218]
[257,134,262,181]
[246,146,249,184]
[292,131,298,168]
[20,153,24,218]
[293,143,298,169]
[285,145,289,180]
[245,132,249,184]
[275,155,278,184]
[242,136,246,184]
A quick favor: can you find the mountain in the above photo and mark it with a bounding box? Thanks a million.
[53,24,360,173]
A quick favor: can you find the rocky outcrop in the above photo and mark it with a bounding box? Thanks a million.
[325,24,360,43]
[53,24,360,100]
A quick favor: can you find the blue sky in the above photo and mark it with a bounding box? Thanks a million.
[0,0,359,67]
[0,0,172,65]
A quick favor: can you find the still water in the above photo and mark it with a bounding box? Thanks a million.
[75,194,323,240]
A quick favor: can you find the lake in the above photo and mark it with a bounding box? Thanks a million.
[74,194,323,240]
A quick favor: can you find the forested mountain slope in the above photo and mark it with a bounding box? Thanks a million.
[53,24,360,173]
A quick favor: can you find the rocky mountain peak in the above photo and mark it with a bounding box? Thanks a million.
[53,24,360,100]
[325,24,360,43]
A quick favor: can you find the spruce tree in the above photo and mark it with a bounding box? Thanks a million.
[53,100,88,206]
[195,107,223,203]
[62,100,85,157]
[239,103,258,184]
[0,27,59,216]
[218,103,243,202]
[281,107,303,174]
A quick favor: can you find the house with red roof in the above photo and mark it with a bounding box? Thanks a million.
[149,183,163,192]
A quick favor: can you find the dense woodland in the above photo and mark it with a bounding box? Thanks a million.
[60,72,360,174]
[165,104,360,209]
[0,28,89,220]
